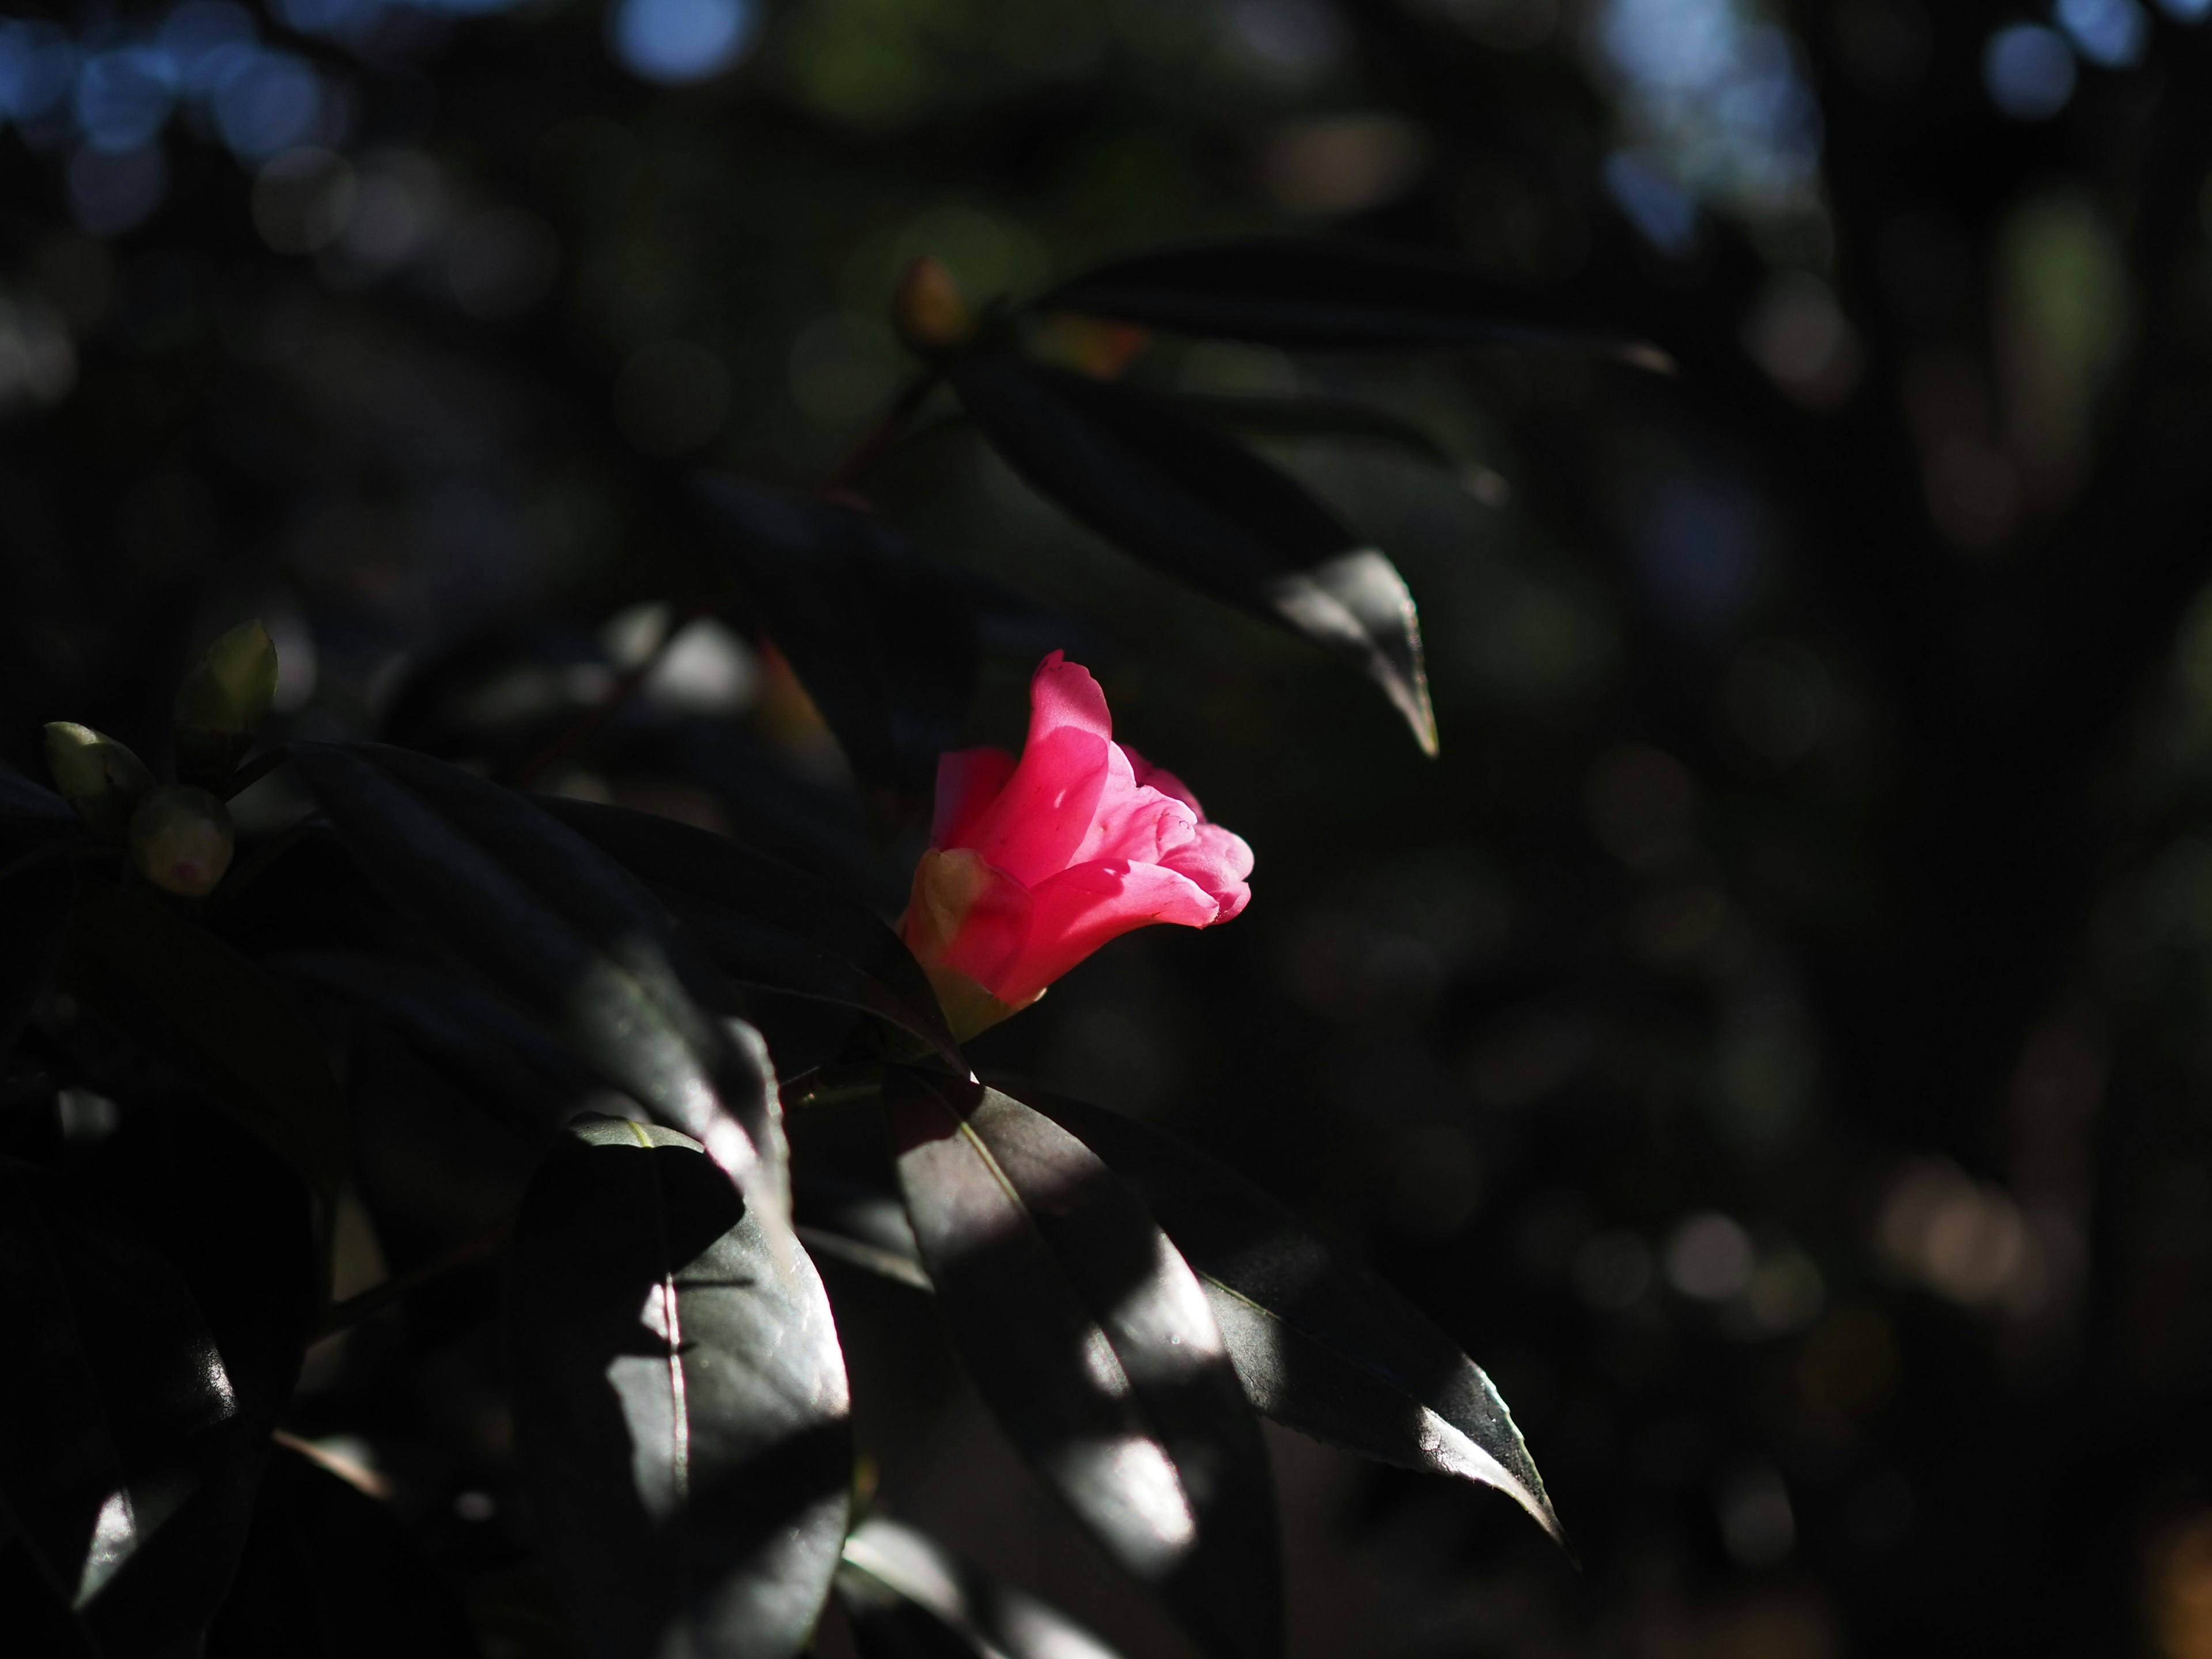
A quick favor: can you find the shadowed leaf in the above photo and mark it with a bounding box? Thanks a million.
[278,949,608,1142]
[1041,238,1658,360]
[1013,1088,1562,1546]
[950,354,1435,754]
[507,1116,851,1659]
[2,858,72,1062]
[885,1073,1281,1659]
[539,796,961,1067]
[206,1446,476,1659]
[56,881,348,1203]
[836,1516,1125,1659]
[691,474,976,793]
[291,743,782,1213]
[0,1163,266,1659]
[1170,393,1456,470]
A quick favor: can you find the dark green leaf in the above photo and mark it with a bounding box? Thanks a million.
[0,755,73,824]
[885,1073,1281,1659]
[836,1516,1125,1659]
[539,797,961,1067]
[277,949,604,1142]
[691,474,976,793]
[1041,238,1659,359]
[950,354,1435,755]
[1011,1088,1562,1545]
[1,857,73,1060]
[507,1116,851,1659]
[206,1446,477,1659]
[1171,393,1456,471]
[290,743,782,1213]
[56,880,349,1202]
[0,1162,267,1659]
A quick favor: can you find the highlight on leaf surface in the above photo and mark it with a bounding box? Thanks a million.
[507,1115,852,1659]
[885,1071,1282,1659]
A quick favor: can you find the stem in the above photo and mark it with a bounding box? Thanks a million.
[317,1211,514,1337]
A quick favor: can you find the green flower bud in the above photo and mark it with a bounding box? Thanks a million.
[129,787,235,899]
[44,722,156,843]
[173,619,278,781]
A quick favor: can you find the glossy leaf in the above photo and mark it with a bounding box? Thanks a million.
[836,1516,1124,1659]
[950,354,1435,754]
[540,796,962,1066]
[691,474,976,793]
[1013,1089,1561,1544]
[56,880,348,1202]
[206,1446,477,1659]
[290,743,782,1211]
[507,1116,851,1659]
[1041,238,1658,359]
[0,1162,265,1659]
[885,1073,1281,1659]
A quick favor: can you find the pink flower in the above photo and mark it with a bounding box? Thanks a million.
[902,652,1253,1039]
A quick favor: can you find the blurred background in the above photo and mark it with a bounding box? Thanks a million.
[7,0,2212,1653]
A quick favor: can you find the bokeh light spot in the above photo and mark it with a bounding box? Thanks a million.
[2058,0,2151,66]
[214,49,323,160]
[77,49,178,156]
[611,0,761,85]
[1983,24,2077,121]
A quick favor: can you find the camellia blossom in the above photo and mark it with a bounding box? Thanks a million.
[902,652,1253,1039]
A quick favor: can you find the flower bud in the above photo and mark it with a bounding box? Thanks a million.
[173,619,278,781]
[128,787,235,899]
[44,722,156,843]
[892,257,972,354]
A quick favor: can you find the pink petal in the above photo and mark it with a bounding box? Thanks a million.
[1160,821,1255,920]
[902,847,1032,992]
[1121,746,1205,816]
[949,654,1116,883]
[955,727,1112,885]
[931,747,1017,848]
[991,861,1221,1006]
[1026,651,1112,746]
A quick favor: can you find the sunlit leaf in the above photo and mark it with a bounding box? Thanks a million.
[1042,238,1659,360]
[1014,1089,1562,1545]
[950,354,1436,755]
[206,1445,476,1659]
[886,1073,1281,1659]
[540,796,962,1067]
[836,1515,1126,1659]
[692,474,976,793]
[56,880,349,1203]
[0,1162,264,1658]
[507,1116,851,1659]
[290,743,783,1213]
